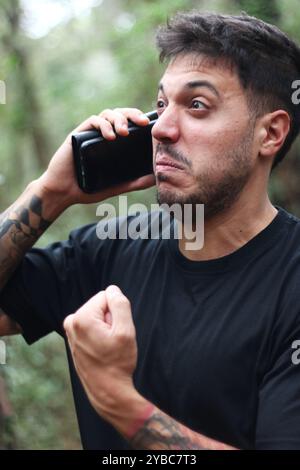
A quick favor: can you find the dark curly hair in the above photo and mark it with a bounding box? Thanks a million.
[156,11,300,169]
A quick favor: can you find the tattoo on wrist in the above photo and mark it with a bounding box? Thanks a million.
[0,196,51,240]
[129,411,204,450]
[0,195,51,289]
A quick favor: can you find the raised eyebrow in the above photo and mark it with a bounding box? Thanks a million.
[158,80,220,99]
[185,80,220,98]
[157,82,165,96]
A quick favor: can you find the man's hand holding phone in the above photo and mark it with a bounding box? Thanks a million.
[37,108,156,209]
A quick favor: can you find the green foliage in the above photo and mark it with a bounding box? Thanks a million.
[3,334,80,449]
[233,0,280,22]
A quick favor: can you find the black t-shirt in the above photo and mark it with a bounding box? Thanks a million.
[1,206,300,450]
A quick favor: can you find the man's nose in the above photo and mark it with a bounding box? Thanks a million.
[151,108,180,144]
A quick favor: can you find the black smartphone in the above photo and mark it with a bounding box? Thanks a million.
[72,110,158,193]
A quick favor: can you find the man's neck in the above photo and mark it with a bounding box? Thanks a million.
[178,197,278,262]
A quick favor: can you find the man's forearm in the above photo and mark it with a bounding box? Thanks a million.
[127,405,237,450]
[0,179,68,291]
[97,387,237,450]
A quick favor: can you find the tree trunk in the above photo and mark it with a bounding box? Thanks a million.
[1,0,51,169]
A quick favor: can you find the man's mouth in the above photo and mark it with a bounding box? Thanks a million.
[155,155,185,173]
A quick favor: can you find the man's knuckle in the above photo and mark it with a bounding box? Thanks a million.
[72,315,84,333]
[115,329,131,344]
[99,108,112,117]
[63,317,70,332]
[115,296,130,308]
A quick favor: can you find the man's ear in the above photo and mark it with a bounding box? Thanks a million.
[258,110,290,159]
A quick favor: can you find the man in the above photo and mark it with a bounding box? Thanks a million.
[1,11,300,450]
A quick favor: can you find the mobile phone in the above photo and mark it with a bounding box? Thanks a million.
[72,110,158,193]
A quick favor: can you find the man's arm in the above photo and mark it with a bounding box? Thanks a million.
[0,190,53,291]
[0,186,61,336]
[122,401,236,450]
[0,109,154,337]
[113,395,236,450]
[64,286,237,451]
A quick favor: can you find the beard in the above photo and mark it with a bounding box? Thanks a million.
[156,124,255,221]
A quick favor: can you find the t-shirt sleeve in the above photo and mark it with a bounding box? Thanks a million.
[255,344,300,449]
[0,222,103,345]
[255,285,300,449]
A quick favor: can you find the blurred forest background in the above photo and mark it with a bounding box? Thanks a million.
[0,0,300,449]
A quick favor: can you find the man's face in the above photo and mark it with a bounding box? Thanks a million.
[151,53,257,218]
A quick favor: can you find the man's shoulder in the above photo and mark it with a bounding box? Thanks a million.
[271,207,300,319]
[279,205,300,228]
[278,206,300,257]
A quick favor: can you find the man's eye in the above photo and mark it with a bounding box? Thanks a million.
[191,100,207,109]
[156,100,165,110]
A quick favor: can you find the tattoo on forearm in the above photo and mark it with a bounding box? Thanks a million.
[129,410,236,451]
[0,195,51,290]
[130,412,203,449]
